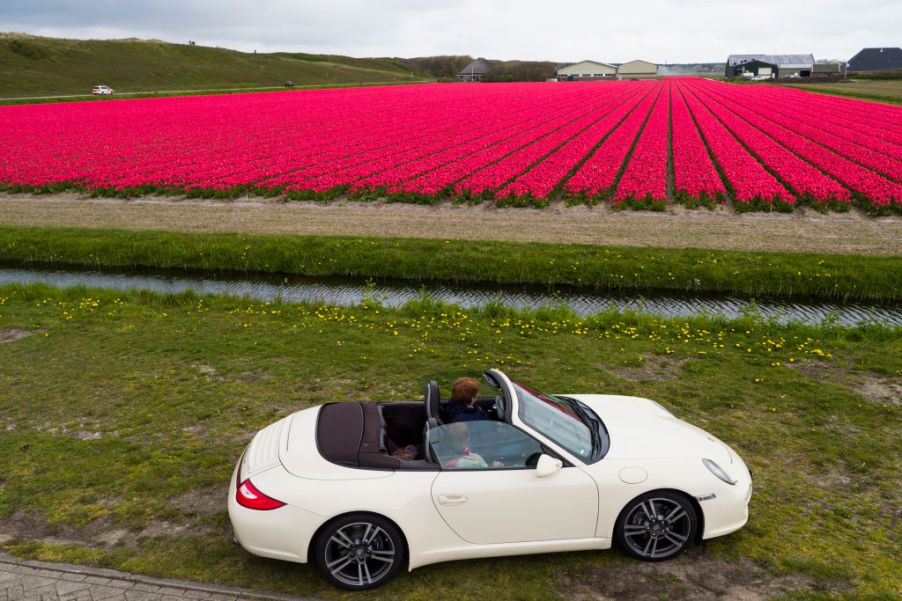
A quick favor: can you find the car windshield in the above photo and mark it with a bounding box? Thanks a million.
[513,380,598,461]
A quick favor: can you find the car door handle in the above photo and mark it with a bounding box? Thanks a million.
[437,494,468,506]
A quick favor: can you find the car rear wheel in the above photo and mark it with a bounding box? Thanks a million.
[615,491,697,561]
[314,513,405,590]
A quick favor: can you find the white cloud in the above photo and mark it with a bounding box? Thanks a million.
[4,0,900,62]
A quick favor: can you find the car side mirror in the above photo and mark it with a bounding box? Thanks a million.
[535,454,563,478]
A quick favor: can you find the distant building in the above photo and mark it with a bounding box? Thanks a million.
[616,60,658,80]
[812,62,843,78]
[658,63,726,76]
[556,60,617,80]
[729,59,778,79]
[457,58,492,82]
[847,47,902,73]
[725,54,814,78]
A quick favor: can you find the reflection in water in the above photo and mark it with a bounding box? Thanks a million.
[0,268,899,327]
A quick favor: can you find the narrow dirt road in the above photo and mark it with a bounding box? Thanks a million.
[2,193,900,255]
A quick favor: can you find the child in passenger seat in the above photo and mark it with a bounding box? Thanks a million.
[443,422,488,469]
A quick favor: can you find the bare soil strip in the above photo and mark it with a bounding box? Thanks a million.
[1,193,901,255]
[556,553,852,601]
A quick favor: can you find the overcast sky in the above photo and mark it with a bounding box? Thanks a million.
[4,0,900,62]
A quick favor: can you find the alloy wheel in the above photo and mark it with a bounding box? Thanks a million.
[322,521,397,588]
[620,496,694,559]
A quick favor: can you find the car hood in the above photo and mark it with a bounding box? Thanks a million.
[566,394,735,463]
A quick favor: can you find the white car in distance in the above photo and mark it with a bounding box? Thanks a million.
[91,85,114,95]
[228,369,752,590]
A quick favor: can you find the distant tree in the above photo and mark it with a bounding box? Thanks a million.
[404,56,474,79]
[482,60,555,82]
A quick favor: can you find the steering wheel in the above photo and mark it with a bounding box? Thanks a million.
[493,394,506,421]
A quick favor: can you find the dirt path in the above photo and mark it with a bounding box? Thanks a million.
[2,192,901,255]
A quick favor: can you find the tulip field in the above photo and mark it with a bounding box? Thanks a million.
[1,77,900,213]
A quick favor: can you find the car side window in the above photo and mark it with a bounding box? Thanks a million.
[428,421,545,470]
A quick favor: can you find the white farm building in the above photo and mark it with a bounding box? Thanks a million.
[556,60,617,80]
[616,60,659,80]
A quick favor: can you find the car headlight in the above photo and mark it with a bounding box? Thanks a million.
[703,458,737,485]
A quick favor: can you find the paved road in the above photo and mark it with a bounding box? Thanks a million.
[0,81,433,102]
[0,88,284,101]
[0,553,320,601]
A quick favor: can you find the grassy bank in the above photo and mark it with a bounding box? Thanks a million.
[0,283,899,600]
[0,34,425,98]
[1,226,901,302]
[779,80,902,105]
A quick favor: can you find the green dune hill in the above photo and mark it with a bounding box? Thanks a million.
[0,33,434,97]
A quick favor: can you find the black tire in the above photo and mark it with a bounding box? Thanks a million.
[614,491,697,561]
[313,513,405,590]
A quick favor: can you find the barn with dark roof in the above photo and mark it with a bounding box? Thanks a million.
[847,48,902,73]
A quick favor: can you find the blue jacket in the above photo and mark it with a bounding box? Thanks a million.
[447,401,490,423]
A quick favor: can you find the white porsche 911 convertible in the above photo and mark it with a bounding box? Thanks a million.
[228,369,752,590]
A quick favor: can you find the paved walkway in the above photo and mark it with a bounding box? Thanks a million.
[0,553,320,601]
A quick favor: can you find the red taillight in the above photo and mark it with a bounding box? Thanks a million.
[236,478,286,510]
[235,457,285,510]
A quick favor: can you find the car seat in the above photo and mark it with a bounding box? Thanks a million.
[424,380,442,427]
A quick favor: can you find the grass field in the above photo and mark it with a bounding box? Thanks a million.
[0,34,426,98]
[0,284,899,600]
[3,226,901,301]
[780,79,902,105]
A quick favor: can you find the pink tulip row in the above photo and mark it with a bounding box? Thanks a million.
[679,83,795,210]
[732,84,902,150]
[670,85,725,206]
[770,85,902,142]
[684,80,901,211]
[371,85,639,197]
[756,90,902,157]
[612,84,671,206]
[563,83,660,199]
[282,84,620,196]
[1,85,549,193]
[493,87,647,203]
[257,87,568,194]
[295,87,598,195]
[696,81,902,182]
[683,84,851,207]
[0,79,899,213]
[451,83,658,199]
[405,86,641,200]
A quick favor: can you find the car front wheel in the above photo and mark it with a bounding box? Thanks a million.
[314,513,405,590]
[615,491,697,561]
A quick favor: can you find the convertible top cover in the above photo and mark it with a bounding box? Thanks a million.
[317,402,432,470]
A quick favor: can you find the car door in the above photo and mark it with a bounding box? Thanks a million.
[428,421,598,544]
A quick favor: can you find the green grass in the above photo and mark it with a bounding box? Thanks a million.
[0,34,427,98]
[0,284,899,599]
[1,226,901,302]
[793,89,902,106]
[776,80,902,105]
